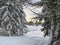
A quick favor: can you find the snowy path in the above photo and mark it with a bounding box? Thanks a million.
[0,25,50,45]
[25,25,44,37]
[25,25,50,45]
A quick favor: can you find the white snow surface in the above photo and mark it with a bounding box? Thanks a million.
[25,25,44,37]
[0,25,50,45]
[29,0,41,3]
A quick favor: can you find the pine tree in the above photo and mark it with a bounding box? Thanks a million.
[0,0,27,36]
[28,0,60,45]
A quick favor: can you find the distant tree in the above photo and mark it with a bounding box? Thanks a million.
[28,21,33,25]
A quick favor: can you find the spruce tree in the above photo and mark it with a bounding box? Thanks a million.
[28,0,60,45]
[0,0,27,36]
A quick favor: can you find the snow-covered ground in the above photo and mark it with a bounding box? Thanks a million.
[25,25,50,45]
[26,25,43,36]
[0,25,50,45]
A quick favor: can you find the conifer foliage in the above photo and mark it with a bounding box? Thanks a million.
[29,0,60,45]
[0,0,27,36]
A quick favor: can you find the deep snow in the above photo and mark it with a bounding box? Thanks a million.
[0,25,50,45]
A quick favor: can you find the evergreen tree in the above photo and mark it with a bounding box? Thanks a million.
[0,0,27,36]
[28,0,60,45]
